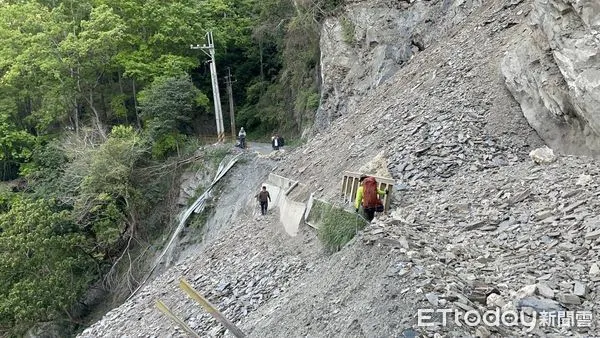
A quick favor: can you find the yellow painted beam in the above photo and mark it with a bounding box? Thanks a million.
[179,279,247,338]
[155,300,201,338]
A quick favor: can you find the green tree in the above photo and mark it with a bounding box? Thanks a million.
[138,74,205,158]
[0,112,36,180]
[74,125,148,255]
[0,197,96,335]
[57,3,127,138]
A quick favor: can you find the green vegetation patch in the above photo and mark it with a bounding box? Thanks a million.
[340,16,356,45]
[207,147,230,167]
[311,200,367,252]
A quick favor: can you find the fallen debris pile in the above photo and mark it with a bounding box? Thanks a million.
[79,212,321,337]
[362,156,600,337]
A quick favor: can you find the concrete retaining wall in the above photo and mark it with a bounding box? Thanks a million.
[264,174,308,236]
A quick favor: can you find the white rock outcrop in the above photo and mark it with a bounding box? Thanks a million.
[502,0,600,155]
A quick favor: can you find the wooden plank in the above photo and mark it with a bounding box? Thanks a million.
[304,193,315,223]
[378,182,385,210]
[351,178,360,207]
[305,220,319,230]
[381,183,392,211]
[344,177,350,201]
[347,177,354,200]
[341,176,348,198]
[343,171,396,185]
[179,279,247,338]
[345,177,351,198]
[284,181,299,196]
[155,300,201,338]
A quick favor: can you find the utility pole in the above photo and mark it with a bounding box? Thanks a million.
[191,32,224,143]
[224,67,237,140]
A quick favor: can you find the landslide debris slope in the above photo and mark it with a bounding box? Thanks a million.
[252,0,600,336]
[80,0,600,337]
[79,151,326,337]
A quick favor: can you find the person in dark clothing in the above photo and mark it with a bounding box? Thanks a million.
[256,186,271,215]
[271,133,279,150]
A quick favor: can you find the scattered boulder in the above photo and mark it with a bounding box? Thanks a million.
[573,282,588,297]
[517,297,565,313]
[590,263,600,276]
[557,294,582,305]
[529,146,557,164]
[536,283,555,299]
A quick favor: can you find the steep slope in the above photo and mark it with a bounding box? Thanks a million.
[78,151,324,337]
[78,0,600,337]
[246,0,600,336]
[279,0,542,201]
[502,0,600,155]
[243,156,600,337]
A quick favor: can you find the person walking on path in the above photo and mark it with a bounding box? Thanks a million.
[355,175,388,221]
[256,186,271,215]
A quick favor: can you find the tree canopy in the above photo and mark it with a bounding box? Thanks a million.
[0,0,340,335]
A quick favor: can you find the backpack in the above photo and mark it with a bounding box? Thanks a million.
[362,176,383,209]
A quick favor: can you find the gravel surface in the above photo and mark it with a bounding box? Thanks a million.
[79,0,600,336]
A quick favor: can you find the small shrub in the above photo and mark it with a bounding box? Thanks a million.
[294,88,320,114]
[305,92,320,111]
[316,201,367,252]
[340,16,355,45]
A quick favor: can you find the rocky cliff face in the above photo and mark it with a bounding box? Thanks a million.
[315,0,485,130]
[502,0,600,155]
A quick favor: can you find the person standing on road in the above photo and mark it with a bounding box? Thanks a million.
[238,127,247,149]
[271,133,281,150]
[256,186,271,215]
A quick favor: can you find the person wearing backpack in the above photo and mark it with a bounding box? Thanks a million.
[354,175,388,221]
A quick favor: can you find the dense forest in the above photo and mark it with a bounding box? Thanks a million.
[0,0,340,335]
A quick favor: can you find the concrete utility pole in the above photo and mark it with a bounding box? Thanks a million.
[191,32,224,143]
[224,67,237,140]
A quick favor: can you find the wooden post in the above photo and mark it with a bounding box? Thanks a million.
[179,279,247,338]
[341,176,348,200]
[155,300,201,338]
[351,177,360,206]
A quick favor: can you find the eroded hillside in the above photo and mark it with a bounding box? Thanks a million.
[79,0,600,337]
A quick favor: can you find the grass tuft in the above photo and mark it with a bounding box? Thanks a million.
[312,200,367,252]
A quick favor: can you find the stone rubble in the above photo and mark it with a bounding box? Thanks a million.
[78,0,600,336]
[355,155,600,336]
[79,211,322,338]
